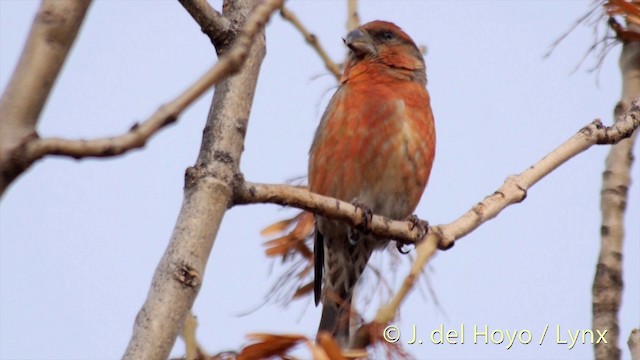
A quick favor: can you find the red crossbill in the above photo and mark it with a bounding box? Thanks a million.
[308,20,436,348]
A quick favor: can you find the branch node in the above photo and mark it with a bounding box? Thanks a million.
[185,165,206,188]
[213,150,233,164]
[174,263,201,288]
[505,175,527,202]
[471,202,485,217]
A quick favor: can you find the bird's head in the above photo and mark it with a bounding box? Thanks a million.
[342,20,426,85]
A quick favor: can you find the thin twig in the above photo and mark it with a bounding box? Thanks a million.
[279,6,341,80]
[24,0,281,162]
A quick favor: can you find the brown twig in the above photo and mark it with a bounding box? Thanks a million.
[279,6,341,80]
[543,0,640,75]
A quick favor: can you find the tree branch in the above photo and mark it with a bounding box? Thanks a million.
[0,0,91,197]
[236,98,639,347]
[371,97,639,335]
[237,100,639,248]
[178,0,235,51]
[279,5,341,80]
[593,20,640,360]
[24,33,257,160]
[0,0,282,199]
[346,0,360,31]
[122,0,283,359]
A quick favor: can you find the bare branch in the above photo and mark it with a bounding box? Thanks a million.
[346,0,360,31]
[237,98,639,248]
[0,0,282,199]
[236,182,426,245]
[345,0,360,92]
[123,0,283,359]
[179,0,235,51]
[371,97,639,332]
[25,39,248,160]
[544,3,601,58]
[237,98,640,342]
[593,20,640,360]
[0,0,91,196]
[279,6,341,80]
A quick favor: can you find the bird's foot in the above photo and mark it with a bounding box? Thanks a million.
[352,199,373,233]
[407,214,429,240]
[349,199,373,245]
[396,215,429,254]
[404,215,454,250]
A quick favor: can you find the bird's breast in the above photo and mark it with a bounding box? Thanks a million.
[309,80,435,219]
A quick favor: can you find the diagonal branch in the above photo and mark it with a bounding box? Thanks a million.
[0,0,92,197]
[24,41,250,160]
[7,0,281,196]
[366,97,640,347]
[236,98,640,348]
[237,99,640,251]
[279,5,341,80]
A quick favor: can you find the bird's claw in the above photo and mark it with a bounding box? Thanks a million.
[407,214,429,241]
[348,227,358,245]
[396,241,412,254]
[352,199,373,234]
[348,199,373,246]
[405,215,454,250]
[395,215,429,254]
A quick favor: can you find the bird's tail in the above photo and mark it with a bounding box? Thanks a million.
[318,284,353,347]
[315,231,374,348]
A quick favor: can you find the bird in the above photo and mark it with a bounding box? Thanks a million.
[308,20,436,348]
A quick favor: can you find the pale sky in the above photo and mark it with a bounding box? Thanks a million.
[1,1,638,359]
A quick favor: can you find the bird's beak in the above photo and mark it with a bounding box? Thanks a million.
[344,29,377,58]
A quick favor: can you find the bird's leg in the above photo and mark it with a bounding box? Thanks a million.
[349,198,373,245]
[407,214,429,239]
[402,215,455,251]
[396,215,429,254]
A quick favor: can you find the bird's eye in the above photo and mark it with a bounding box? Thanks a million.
[379,31,394,41]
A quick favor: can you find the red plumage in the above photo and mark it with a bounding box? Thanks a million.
[308,20,435,348]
